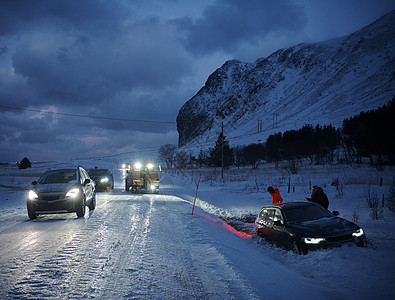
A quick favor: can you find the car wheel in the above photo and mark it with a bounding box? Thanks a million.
[291,239,307,255]
[356,238,367,248]
[88,192,96,210]
[27,204,37,219]
[76,197,86,218]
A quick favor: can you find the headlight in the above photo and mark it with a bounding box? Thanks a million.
[150,184,156,190]
[352,228,364,237]
[28,190,38,200]
[100,177,109,183]
[304,237,325,244]
[66,188,80,198]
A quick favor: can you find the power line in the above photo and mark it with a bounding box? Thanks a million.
[0,105,175,124]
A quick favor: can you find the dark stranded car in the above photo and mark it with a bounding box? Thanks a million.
[27,167,96,219]
[88,168,114,192]
[255,201,366,254]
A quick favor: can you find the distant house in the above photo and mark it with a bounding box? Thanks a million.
[18,157,31,169]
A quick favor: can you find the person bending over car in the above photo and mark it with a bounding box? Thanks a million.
[306,185,329,209]
[267,186,283,205]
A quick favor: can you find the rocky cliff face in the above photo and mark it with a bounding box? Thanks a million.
[176,10,395,148]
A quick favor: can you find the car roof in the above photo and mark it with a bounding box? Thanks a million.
[261,201,318,211]
[44,168,77,173]
[89,168,110,171]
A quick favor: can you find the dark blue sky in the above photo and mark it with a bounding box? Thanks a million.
[0,0,394,162]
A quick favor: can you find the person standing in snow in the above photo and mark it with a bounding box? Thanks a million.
[267,186,283,205]
[306,185,329,209]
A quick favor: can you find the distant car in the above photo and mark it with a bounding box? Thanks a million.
[27,167,96,219]
[88,168,114,192]
[255,201,366,254]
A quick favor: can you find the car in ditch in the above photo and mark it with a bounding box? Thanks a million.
[27,167,96,219]
[255,201,366,254]
[88,168,114,192]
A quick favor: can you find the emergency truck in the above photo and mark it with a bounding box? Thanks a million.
[122,162,161,194]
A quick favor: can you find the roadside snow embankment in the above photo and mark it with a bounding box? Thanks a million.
[164,163,395,300]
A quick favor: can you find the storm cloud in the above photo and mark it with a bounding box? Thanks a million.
[0,0,394,162]
[173,0,307,55]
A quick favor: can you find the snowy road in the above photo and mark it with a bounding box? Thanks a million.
[0,172,388,299]
[0,192,257,298]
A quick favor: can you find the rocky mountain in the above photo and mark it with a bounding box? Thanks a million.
[176,10,395,149]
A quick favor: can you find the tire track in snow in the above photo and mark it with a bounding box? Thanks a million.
[0,192,141,298]
[89,193,157,298]
[0,189,259,299]
[1,220,89,298]
[100,192,259,299]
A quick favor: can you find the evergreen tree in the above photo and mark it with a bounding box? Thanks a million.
[266,132,282,162]
[209,132,233,167]
[240,143,265,168]
[342,98,395,164]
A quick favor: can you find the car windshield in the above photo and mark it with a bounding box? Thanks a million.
[88,169,109,176]
[284,205,333,223]
[38,169,77,184]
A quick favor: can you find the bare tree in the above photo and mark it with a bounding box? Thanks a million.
[175,151,189,169]
[386,185,395,213]
[365,185,383,220]
[158,144,177,169]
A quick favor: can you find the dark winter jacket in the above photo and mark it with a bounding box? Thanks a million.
[307,187,329,209]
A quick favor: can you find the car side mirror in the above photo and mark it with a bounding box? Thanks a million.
[84,178,91,185]
[332,211,340,216]
[31,181,37,185]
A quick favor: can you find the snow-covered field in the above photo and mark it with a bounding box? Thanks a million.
[0,158,394,299]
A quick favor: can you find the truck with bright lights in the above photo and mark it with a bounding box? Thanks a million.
[122,162,161,194]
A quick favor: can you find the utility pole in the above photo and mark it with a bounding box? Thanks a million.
[221,121,224,180]
[273,114,278,128]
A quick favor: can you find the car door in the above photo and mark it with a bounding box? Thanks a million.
[271,208,290,246]
[79,167,94,202]
[266,208,284,243]
[256,208,270,236]
[257,208,276,242]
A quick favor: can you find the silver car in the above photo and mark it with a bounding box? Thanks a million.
[27,167,96,219]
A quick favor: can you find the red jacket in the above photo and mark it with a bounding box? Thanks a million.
[271,188,283,204]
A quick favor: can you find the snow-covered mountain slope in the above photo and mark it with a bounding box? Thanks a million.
[177,10,395,149]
